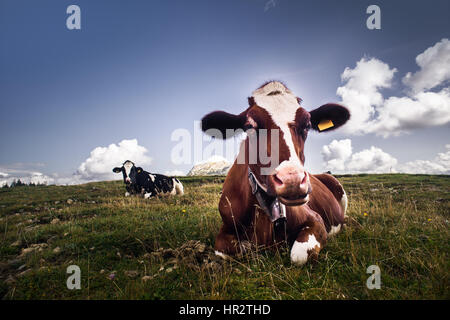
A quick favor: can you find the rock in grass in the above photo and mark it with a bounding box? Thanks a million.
[17,264,27,271]
[66,199,74,205]
[20,247,35,256]
[141,275,152,282]
[47,235,58,243]
[32,243,48,249]
[5,275,16,286]
[11,239,22,247]
[17,268,33,278]
[40,216,51,223]
[50,218,60,225]
[125,270,139,278]
[53,247,61,254]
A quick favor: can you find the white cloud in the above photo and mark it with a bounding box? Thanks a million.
[337,39,450,137]
[346,146,397,173]
[76,139,152,182]
[0,169,55,187]
[1,139,153,186]
[370,88,450,136]
[403,38,450,93]
[321,139,397,174]
[397,144,450,174]
[321,140,450,175]
[164,170,185,176]
[337,57,397,135]
[321,139,352,171]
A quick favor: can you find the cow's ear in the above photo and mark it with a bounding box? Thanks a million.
[136,167,143,174]
[112,167,122,173]
[201,110,247,139]
[310,103,350,132]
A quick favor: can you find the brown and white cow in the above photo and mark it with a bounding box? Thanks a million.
[201,81,350,265]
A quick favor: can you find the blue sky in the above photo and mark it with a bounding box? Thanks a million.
[1,0,449,184]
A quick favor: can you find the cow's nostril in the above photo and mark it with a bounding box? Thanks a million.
[273,174,283,185]
[300,172,308,185]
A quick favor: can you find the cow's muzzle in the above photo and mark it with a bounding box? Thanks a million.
[268,165,311,206]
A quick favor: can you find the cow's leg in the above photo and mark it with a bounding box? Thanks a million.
[310,174,347,236]
[171,178,184,195]
[125,185,134,197]
[340,189,348,218]
[214,225,252,258]
[144,192,152,199]
[290,216,327,266]
[214,226,237,258]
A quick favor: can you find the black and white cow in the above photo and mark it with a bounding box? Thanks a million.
[113,160,184,198]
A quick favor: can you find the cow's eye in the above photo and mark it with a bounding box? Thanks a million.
[297,123,311,138]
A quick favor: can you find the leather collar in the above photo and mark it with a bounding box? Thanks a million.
[248,167,287,227]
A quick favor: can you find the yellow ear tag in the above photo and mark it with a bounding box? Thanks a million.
[137,169,142,173]
[318,119,334,131]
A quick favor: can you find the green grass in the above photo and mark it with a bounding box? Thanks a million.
[0,174,449,300]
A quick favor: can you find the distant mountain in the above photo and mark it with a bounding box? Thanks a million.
[187,156,232,176]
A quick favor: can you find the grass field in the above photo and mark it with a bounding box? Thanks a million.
[0,174,449,300]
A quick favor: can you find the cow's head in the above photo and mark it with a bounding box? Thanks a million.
[112,160,143,185]
[201,81,350,206]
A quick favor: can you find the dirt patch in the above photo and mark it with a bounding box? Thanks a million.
[149,240,227,273]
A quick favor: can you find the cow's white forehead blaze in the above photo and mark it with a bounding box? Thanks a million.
[252,81,302,170]
[123,161,134,178]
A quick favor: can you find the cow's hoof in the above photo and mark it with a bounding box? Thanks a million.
[328,224,341,237]
[125,192,130,197]
[290,235,321,266]
[214,250,230,260]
